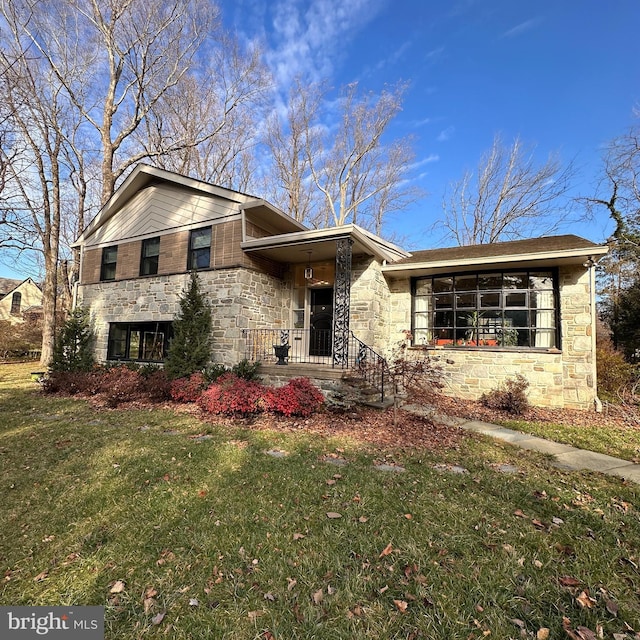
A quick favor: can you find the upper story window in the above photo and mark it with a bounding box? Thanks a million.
[100,245,118,281]
[188,227,212,270]
[412,270,558,350]
[10,291,21,315]
[140,237,160,276]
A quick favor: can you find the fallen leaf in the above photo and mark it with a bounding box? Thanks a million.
[264,592,276,602]
[533,560,543,568]
[287,578,297,591]
[189,598,199,607]
[513,509,528,518]
[325,479,337,485]
[143,597,155,613]
[576,590,596,609]
[404,514,413,520]
[537,628,550,640]
[144,587,158,598]
[312,589,323,605]
[393,599,408,613]
[293,532,305,540]
[559,575,581,587]
[326,512,342,519]
[605,598,619,616]
[151,612,165,626]
[379,543,393,558]
[33,571,48,582]
[511,619,525,629]
[248,610,264,621]
[358,516,368,523]
[110,580,125,594]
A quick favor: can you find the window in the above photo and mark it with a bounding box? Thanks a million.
[140,237,160,276]
[188,227,211,270]
[101,245,118,281]
[10,292,21,315]
[412,270,558,349]
[107,322,173,361]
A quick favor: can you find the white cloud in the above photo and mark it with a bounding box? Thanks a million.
[437,126,455,142]
[501,17,542,39]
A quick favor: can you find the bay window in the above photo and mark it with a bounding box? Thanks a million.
[412,270,558,349]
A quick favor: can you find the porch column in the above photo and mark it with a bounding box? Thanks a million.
[332,237,353,367]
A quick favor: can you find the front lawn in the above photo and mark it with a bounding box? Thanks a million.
[1,363,639,639]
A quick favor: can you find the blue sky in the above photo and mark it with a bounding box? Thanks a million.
[1,0,638,279]
[221,0,639,249]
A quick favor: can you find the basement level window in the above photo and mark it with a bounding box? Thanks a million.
[107,321,173,362]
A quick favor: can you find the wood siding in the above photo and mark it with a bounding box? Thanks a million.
[85,184,241,247]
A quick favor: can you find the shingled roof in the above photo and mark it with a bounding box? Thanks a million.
[390,234,607,265]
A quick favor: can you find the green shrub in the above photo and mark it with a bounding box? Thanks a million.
[480,374,530,415]
[165,272,212,380]
[231,358,262,381]
[203,363,229,383]
[50,307,95,373]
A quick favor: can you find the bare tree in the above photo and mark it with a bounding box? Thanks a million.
[138,33,271,191]
[263,78,322,223]
[440,134,576,245]
[263,80,419,233]
[588,124,640,258]
[0,0,234,366]
[309,82,418,231]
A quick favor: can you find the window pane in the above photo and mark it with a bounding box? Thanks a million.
[480,292,500,308]
[434,293,453,309]
[434,310,454,327]
[103,246,118,263]
[129,331,141,358]
[479,273,502,289]
[414,295,431,312]
[455,292,476,309]
[191,248,210,269]
[503,273,527,289]
[191,228,211,249]
[108,325,128,359]
[504,291,527,307]
[454,274,477,291]
[529,272,554,289]
[143,237,160,257]
[413,328,432,345]
[415,279,432,296]
[433,277,453,293]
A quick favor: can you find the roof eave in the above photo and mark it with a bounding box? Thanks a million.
[382,245,609,275]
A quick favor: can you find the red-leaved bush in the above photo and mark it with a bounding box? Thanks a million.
[197,373,266,415]
[169,372,208,403]
[264,377,325,417]
[98,366,144,408]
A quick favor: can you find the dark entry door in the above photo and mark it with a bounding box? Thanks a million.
[309,288,333,357]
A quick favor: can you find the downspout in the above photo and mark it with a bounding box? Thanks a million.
[585,257,603,412]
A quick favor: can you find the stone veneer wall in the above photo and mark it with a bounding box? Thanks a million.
[77,267,289,365]
[349,256,391,351]
[385,265,597,410]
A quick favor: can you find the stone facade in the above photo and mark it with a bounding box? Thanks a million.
[77,267,289,365]
[385,264,597,410]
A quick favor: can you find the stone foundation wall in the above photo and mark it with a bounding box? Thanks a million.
[77,267,289,366]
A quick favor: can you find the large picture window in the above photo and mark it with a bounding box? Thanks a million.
[107,322,172,361]
[188,227,211,270]
[140,237,160,276]
[412,270,558,349]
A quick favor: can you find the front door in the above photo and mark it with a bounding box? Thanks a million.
[309,288,333,357]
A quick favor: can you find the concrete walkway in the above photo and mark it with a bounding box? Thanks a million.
[422,409,640,485]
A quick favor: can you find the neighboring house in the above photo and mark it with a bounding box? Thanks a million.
[0,278,43,324]
[74,164,608,410]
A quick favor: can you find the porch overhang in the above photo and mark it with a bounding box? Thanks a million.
[241,224,410,264]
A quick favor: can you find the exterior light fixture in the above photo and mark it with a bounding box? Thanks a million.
[304,251,313,280]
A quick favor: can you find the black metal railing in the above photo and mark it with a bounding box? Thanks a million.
[241,328,388,401]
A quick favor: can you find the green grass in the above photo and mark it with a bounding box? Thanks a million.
[1,363,640,639]
[501,417,640,462]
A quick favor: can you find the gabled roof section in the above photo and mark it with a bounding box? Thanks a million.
[382,234,608,276]
[0,277,41,299]
[74,164,307,247]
